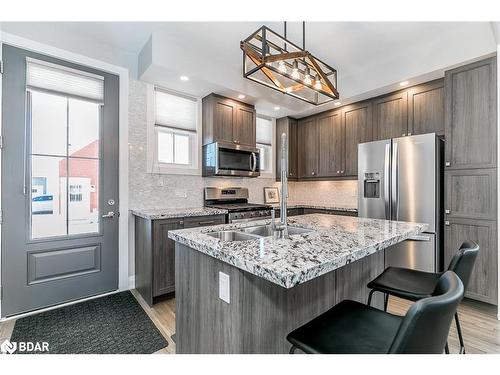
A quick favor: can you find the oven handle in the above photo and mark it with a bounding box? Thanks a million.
[230,216,270,224]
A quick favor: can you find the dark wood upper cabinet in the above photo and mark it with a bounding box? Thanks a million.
[297,117,319,178]
[407,79,444,136]
[317,110,343,177]
[202,93,256,146]
[276,117,298,180]
[373,91,408,140]
[343,101,373,177]
[444,57,497,169]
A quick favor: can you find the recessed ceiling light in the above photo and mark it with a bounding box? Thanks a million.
[274,106,280,111]
[399,81,409,86]
[334,101,341,106]
[238,94,246,99]
[180,75,189,81]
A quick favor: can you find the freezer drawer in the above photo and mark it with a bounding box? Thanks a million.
[385,233,436,272]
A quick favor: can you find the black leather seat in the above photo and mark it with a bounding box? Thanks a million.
[366,240,479,354]
[287,271,464,354]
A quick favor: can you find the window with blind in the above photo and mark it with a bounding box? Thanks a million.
[256,116,274,176]
[153,89,198,170]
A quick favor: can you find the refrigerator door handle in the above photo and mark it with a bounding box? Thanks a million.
[384,143,391,220]
[391,142,399,220]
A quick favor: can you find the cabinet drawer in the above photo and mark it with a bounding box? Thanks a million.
[183,215,226,228]
[445,168,497,220]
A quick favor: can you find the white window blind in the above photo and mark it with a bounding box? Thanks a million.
[155,89,197,131]
[256,116,273,145]
[26,58,104,102]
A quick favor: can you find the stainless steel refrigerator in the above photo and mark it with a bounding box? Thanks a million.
[358,133,444,272]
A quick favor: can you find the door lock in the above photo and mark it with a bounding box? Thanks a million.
[108,199,115,206]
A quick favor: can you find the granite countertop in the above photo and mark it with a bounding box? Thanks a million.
[168,214,427,289]
[272,202,358,213]
[131,207,228,220]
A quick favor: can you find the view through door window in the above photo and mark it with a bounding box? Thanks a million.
[30,90,101,238]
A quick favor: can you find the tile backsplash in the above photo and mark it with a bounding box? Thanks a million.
[128,79,358,210]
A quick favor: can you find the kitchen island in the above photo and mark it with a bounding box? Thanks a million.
[169,214,427,354]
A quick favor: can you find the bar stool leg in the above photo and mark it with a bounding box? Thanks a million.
[455,312,466,354]
[384,293,389,312]
[367,290,375,306]
[445,342,450,354]
[289,345,297,354]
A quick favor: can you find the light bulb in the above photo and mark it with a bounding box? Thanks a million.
[314,74,322,90]
[291,60,300,79]
[278,61,287,73]
[303,67,312,85]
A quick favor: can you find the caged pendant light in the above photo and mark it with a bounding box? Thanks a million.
[240,22,339,106]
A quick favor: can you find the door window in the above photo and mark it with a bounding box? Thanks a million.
[27,59,104,239]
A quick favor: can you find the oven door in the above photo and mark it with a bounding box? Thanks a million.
[216,143,260,177]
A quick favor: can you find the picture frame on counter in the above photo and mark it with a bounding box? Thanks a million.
[264,187,280,204]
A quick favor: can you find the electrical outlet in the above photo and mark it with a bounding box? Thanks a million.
[219,272,230,304]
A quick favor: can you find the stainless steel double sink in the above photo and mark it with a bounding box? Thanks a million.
[207,224,313,242]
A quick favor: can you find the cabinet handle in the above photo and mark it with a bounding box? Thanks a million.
[311,171,315,176]
[179,220,184,225]
[402,133,406,137]
[341,170,344,174]
[445,161,451,167]
[197,220,216,225]
[337,170,340,173]
[407,132,412,136]
[445,209,450,214]
[445,221,450,226]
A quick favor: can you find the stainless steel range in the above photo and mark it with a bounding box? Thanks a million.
[204,187,272,223]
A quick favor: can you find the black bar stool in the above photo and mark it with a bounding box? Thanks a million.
[366,240,479,354]
[287,271,463,354]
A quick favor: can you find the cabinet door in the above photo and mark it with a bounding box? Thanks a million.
[373,91,408,140]
[408,80,444,136]
[445,169,497,221]
[445,57,497,169]
[213,98,235,143]
[343,101,373,176]
[318,110,343,177]
[288,118,298,179]
[444,218,497,305]
[235,104,256,146]
[152,219,183,297]
[298,117,319,178]
[275,117,298,180]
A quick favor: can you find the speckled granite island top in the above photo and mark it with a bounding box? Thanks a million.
[169,214,427,288]
[130,207,227,220]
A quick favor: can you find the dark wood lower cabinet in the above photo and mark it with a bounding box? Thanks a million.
[134,214,226,306]
[444,218,497,305]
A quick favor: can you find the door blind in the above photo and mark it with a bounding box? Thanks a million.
[26,58,104,102]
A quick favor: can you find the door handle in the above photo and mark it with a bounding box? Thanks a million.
[250,152,257,172]
[391,142,399,220]
[384,143,391,220]
[407,234,431,241]
[102,211,115,218]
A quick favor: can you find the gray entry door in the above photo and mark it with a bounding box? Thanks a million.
[1,45,119,317]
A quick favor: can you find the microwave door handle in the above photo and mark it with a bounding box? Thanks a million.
[251,152,257,172]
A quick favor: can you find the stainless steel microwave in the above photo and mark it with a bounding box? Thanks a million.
[202,142,260,177]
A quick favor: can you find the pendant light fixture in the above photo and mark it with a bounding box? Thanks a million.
[240,22,339,105]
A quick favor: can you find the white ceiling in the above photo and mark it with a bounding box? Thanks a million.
[1,22,497,118]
